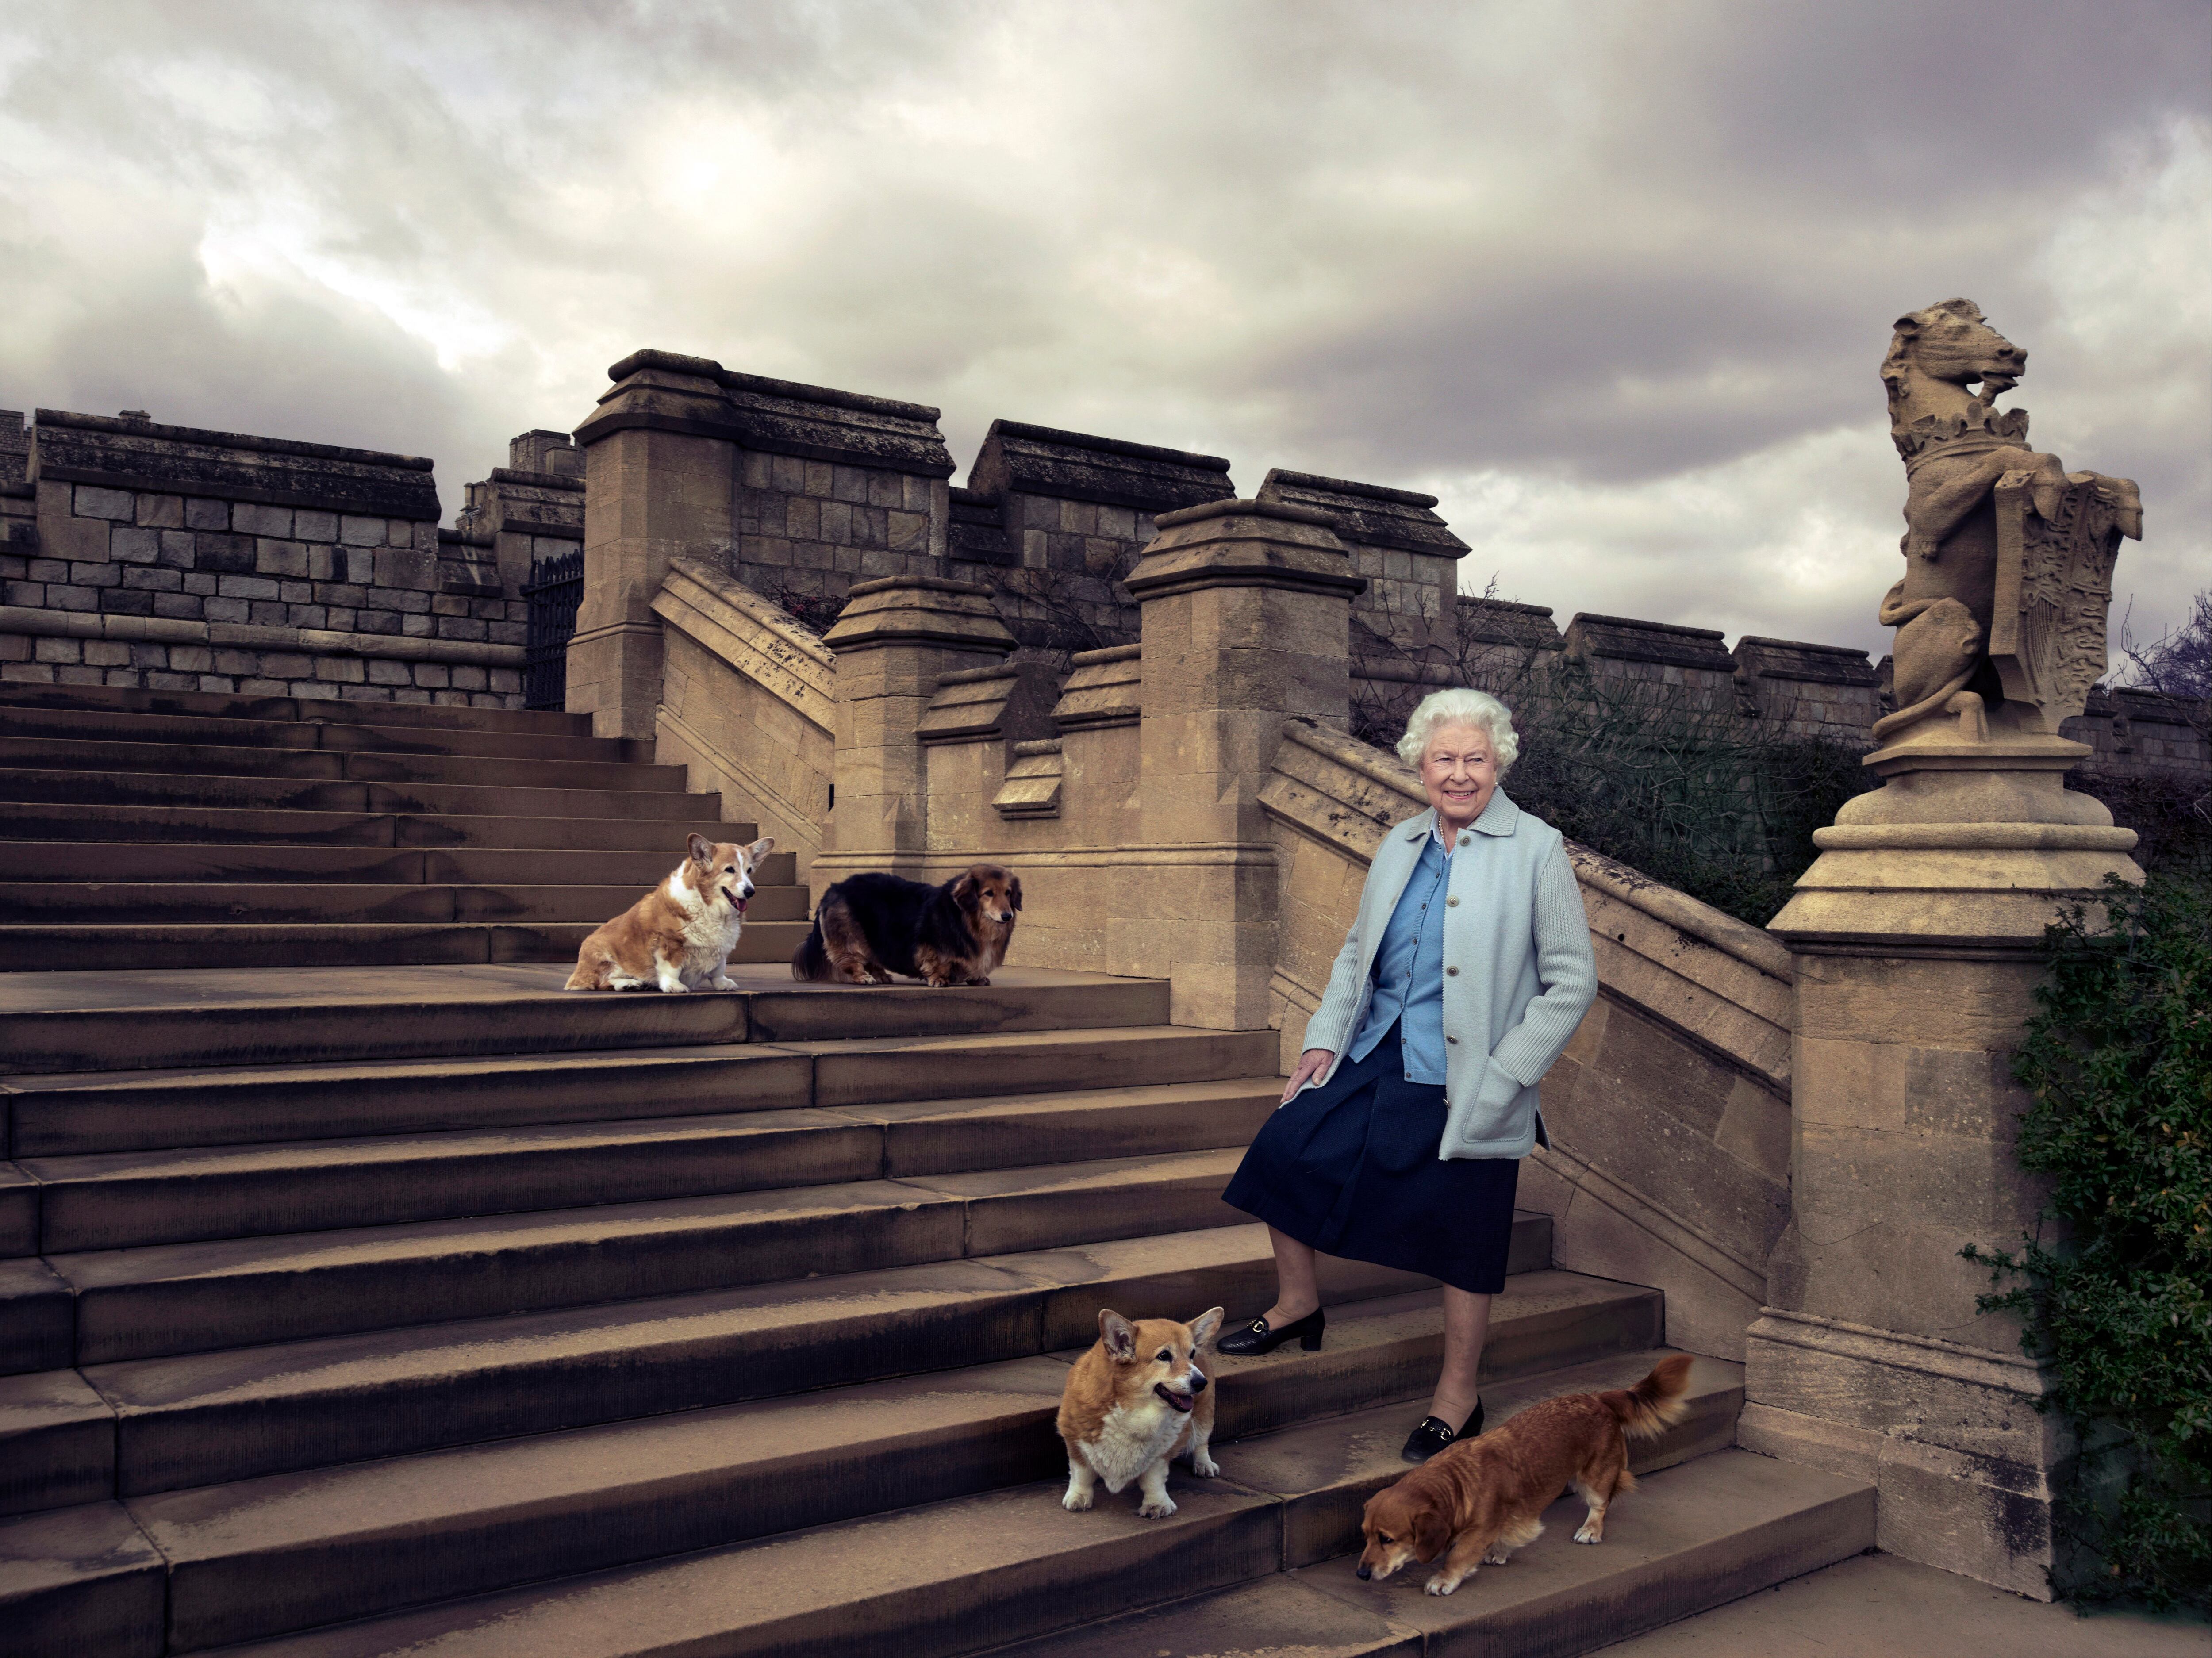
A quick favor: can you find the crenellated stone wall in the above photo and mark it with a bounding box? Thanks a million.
[0,407,528,706]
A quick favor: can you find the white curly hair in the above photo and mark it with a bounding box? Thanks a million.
[1395,687,1519,774]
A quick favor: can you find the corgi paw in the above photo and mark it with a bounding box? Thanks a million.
[1136,1494,1177,1519]
[1573,1524,1603,1544]
[657,982,690,994]
[1484,1549,1512,1565]
[1425,1573,1465,1596]
[1061,1487,1092,1512]
[1190,1451,1220,1478]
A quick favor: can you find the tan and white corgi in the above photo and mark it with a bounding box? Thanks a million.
[1056,1305,1224,1518]
[565,832,774,993]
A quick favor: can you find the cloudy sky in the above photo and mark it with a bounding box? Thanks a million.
[2,1,2205,660]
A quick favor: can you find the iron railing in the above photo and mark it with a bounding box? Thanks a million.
[522,547,584,711]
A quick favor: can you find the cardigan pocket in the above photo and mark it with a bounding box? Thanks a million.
[1443,1055,1526,1155]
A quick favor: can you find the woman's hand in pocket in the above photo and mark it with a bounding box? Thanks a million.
[1281,1048,1334,1105]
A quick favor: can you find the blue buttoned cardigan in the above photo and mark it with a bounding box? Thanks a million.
[1297,791,1598,1160]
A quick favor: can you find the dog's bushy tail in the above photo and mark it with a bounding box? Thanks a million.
[1599,1353,1694,1441]
[791,921,832,983]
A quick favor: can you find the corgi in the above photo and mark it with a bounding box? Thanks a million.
[1057,1306,1224,1519]
[565,832,774,993]
[1356,1354,1694,1596]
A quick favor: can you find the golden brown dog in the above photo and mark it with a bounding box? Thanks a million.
[1057,1306,1224,1518]
[1356,1354,1694,1595]
[565,832,774,993]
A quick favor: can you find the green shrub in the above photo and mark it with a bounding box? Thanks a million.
[1962,872,2211,1609]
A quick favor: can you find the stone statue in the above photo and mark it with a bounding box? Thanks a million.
[1875,297,2141,745]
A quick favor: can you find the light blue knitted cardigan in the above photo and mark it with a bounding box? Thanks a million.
[1298,791,1598,1160]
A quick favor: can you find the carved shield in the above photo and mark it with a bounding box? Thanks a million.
[1988,472,2132,733]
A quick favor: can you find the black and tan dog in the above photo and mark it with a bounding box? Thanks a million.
[791,864,1021,986]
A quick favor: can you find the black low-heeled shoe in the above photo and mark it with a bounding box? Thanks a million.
[1400,1398,1483,1464]
[1216,1307,1325,1355]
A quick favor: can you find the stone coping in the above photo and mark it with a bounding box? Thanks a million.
[1256,467,1470,557]
[0,604,523,668]
[968,417,1234,514]
[33,409,434,470]
[1151,496,1336,531]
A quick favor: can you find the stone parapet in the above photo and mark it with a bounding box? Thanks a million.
[0,409,29,497]
[650,557,835,868]
[1258,468,1468,661]
[1731,636,1881,745]
[452,432,587,598]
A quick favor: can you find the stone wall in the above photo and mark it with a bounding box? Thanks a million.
[449,429,585,599]
[0,407,527,706]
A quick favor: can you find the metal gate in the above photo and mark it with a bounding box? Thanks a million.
[522,548,584,711]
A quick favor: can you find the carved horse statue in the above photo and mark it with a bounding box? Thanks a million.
[1875,298,2140,743]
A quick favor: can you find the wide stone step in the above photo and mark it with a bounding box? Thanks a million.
[0,842,799,888]
[0,880,811,925]
[19,1078,1282,1248]
[988,1452,1873,1658]
[0,963,1172,1076]
[0,764,717,819]
[0,733,691,792]
[100,1286,1664,1653]
[174,1450,1868,1658]
[84,1223,1473,1495]
[51,1149,1262,1365]
[0,802,762,851]
[5,1021,1255,1159]
[0,680,594,738]
[0,702,651,763]
[0,918,812,971]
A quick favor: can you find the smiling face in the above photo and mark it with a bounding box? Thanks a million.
[1097,1306,1224,1415]
[686,833,775,912]
[1420,722,1499,833]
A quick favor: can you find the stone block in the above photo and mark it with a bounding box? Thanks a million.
[73,485,135,520]
[184,498,230,530]
[69,561,119,589]
[33,636,81,663]
[152,592,204,619]
[134,493,184,528]
[180,572,217,596]
[315,655,368,683]
[108,526,157,564]
[255,538,308,577]
[99,588,152,616]
[339,514,385,546]
[169,645,213,672]
[122,565,182,592]
[233,501,294,537]
[215,574,280,600]
[196,532,257,574]
[373,547,440,591]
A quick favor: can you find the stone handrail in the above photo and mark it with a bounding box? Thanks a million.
[0,604,523,668]
[1258,715,1793,1359]
[650,557,836,865]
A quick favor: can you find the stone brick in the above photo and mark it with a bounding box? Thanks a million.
[46,584,98,612]
[73,485,135,520]
[280,579,313,603]
[145,670,199,689]
[134,494,185,528]
[249,600,288,626]
[451,664,488,690]
[355,609,399,634]
[412,661,451,688]
[257,538,309,577]
[216,573,280,600]
[0,634,34,662]
[197,533,257,575]
[339,515,386,547]
[373,547,440,591]
[110,526,159,564]
[197,675,237,692]
[83,640,131,667]
[152,592,204,619]
[367,657,412,685]
[286,604,328,629]
[202,597,250,623]
[184,498,230,530]
[26,557,65,581]
[33,636,81,663]
[214,650,260,675]
[390,588,430,614]
[169,645,214,672]
[100,588,154,616]
[234,502,295,537]
[401,613,434,637]
[180,572,218,596]
[69,561,120,588]
[54,664,106,685]
[436,617,488,641]
[295,509,338,541]
[315,655,368,683]
[307,545,342,581]
[2,580,42,606]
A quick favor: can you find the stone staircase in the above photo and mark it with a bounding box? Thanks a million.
[0,682,809,971]
[0,688,1875,1658]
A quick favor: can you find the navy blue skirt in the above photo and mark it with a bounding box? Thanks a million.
[1221,1023,1521,1294]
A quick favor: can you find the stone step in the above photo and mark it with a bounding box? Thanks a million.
[0,680,594,738]
[52,1148,1262,1366]
[987,1452,1874,1658]
[0,963,1172,1077]
[105,1285,1652,1653]
[0,880,812,925]
[0,1256,73,1374]
[85,1223,1469,1496]
[0,733,691,793]
[0,764,718,820]
[0,841,799,888]
[0,702,651,763]
[0,1369,114,1516]
[0,802,762,851]
[6,1020,1253,1159]
[171,1451,1870,1658]
[0,917,811,971]
[19,1078,1283,1249]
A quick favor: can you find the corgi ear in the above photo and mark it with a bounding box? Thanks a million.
[748,836,775,864]
[687,832,711,863]
[1187,1306,1224,1349]
[1098,1309,1137,1362]
[1009,875,1023,912]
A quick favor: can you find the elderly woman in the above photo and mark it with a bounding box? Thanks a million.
[1219,687,1597,1462]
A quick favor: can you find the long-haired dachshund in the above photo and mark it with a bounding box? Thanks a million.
[791,864,1021,986]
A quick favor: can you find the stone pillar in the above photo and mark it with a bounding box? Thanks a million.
[1121,498,1363,1029]
[815,577,1016,902]
[1752,724,2143,1597]
[568,353,736,739]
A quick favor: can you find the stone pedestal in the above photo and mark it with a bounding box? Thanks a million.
[568,356,735,740]
[1122,498,1363,1029]
[1755,723,2142,1597]
[815,577,1016,903]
